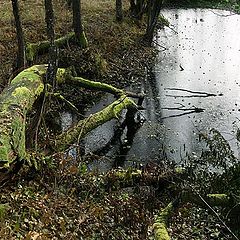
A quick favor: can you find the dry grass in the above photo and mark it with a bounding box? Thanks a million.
[0,0,149,88]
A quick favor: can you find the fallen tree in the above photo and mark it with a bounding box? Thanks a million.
[0,65,141,173]
[26,33,75,62]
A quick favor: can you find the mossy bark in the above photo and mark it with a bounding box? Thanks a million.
[0,65,46,168]
[53,95,136,152]
[153,202,173,240]
[182,192,232,207]
[72,0,88,48]
[104,167,184,190]
[26,33,74,62]
[74,31,88,48]
[67,75,124,96]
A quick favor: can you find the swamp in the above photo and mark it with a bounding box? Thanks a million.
[0,0,240,239]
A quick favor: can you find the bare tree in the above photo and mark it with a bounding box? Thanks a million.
[129,0,147,20]
[144,0,163,45]
[29,0,59,150]
[11,0,26,70]
[44,0,58,88]
[72,0,88,48]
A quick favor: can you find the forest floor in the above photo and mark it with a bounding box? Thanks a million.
[0,0,239,239]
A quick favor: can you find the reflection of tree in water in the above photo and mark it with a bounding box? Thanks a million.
[143,67,163,123]
[114,108,144,167]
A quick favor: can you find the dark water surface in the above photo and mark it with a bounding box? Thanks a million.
[68,9,240,170]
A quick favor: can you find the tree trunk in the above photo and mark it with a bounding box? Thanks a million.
[44,0,58,88]
[116,0,123,21]
[11,0,26,71]
[72,0,88,48]
[129,0,136,13]
[144,0,163,45]
[129,0,146,20]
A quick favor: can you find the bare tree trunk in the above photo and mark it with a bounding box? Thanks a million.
[11,0,26,71]
[44,0,58,88]
[72,0,88,48]
[129,0,136,13]
[116,0,123,21]
[145,0,163,45]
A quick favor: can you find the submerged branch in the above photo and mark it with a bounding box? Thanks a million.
[162,107,204,112]
[53,96,137,152]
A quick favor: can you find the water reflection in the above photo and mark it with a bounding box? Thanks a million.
[151,8,240,160]
[84,9,240,168]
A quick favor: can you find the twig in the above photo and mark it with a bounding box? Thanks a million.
[167,25,178,34]
[209,9,237,17]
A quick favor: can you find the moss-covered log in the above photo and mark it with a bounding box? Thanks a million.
[0,65,141,170]
[53,95,137,152]
[66,75,144,99]
[153,202,174,240]
[66,75,124,96]
[152,192,235,240]
[182,192,233,207]
[26,32,75,62]
[0,65,45,168]
[104,167,185,190]
[0,65,66,169]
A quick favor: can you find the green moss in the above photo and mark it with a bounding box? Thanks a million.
[26,43,38,62]
[0,203,9,221]
[71,76,124,96]
[77,31,88,48]
[55,95,136,151]
[206,193,230,205]
[26,33,75,61]
[11,117,26,160]
[12,87,32,105]
[56,68,67,84]
[153,202,173,240]
[0,65,48,168]
[153,223,170,240]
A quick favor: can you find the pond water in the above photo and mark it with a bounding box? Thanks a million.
[73,9,240,170]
